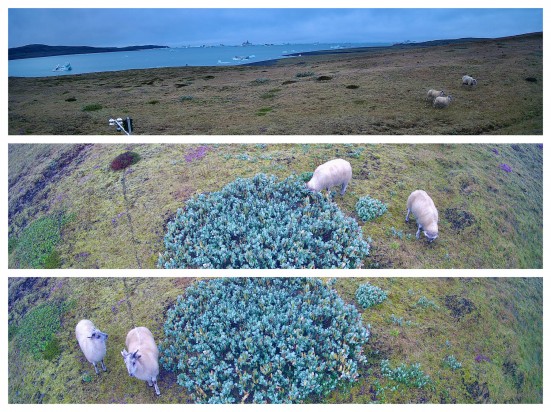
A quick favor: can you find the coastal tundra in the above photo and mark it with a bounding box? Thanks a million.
[406,190,439,242]
[75,319,108,374]
[306,158,352,195]
[121,326,160,396]
[433,95,453,109]
[462,75,477,86]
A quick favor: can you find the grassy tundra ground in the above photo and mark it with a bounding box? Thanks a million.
[8,143,542,269]
[7,277,543,404]
[8,33,542,135]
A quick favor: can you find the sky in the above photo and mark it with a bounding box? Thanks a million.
[8,8,543,48]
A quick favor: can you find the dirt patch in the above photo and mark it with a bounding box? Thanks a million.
[503,360,525,391]
[444,208,475,231]
[445,295,476,319]
[8,144,92,224]
[464,379,490,403]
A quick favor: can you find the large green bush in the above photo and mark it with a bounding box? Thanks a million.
[159,278,370,403]
[158,174,370,268]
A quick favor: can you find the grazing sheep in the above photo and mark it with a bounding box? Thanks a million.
[462,75,477,86]
[121,327,160,396]
[433,95,453,109]
[306,158,352,195]
[406,190,439,242]
[426,89,445,102]
[75,319,108,374]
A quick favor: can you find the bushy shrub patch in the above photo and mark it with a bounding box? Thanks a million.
[158,174,370,268]
[13,302,68,360]
[356,196,388,222]
[159,278,370,403]
[356,282,388,309]
[12,214,65,268]
[380,359,432,388]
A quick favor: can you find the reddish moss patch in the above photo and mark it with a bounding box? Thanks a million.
[110,151,141,171]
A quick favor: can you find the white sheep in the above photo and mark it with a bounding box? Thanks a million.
[462,75,477,86]
[306,158,352,195]
[406,190,439,242]
[433,95,453,108]
[426,89,445,102]
[75,319,108,374]
[121,326,160,396]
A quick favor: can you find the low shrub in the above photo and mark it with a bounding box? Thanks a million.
[159,278,370,403]
[355,282,388,309]
[296,71,315,78]
[443,355,462,370]
[252,78,269,85]
[12,214,64,268]
[256,107,273,116]
[14,301,67,360]
[380,359,432,388]
[356,196,388,222]
[415,296,439,309]
[158,174,370,268]
[82,103,103,112]
[110,151,141,171]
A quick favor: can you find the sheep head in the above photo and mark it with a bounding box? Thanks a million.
[121,349,141,377]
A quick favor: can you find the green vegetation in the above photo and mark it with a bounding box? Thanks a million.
[11,213,68,268]
[256,107,273,116]
[356,282,388,309]
[356,195,388,222]
[296,71,315,78]
[7,277,543,404]
[12,300,72,360]
[81,103,103,112]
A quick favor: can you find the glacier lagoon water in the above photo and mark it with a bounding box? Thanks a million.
[8,43,389,77]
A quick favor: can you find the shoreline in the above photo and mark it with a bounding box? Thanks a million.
[8,32,542,74]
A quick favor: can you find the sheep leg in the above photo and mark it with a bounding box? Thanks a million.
[101,360,107,372]
[416,224,422,239]
[405,208,410,222]
[92,362,99,374]
[153,378,161,396]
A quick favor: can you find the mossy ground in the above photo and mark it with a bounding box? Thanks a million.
[8,277,542,404]
[8,143,543,269]
[8,34,542,135]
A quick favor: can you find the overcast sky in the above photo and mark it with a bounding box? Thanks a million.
[8,8,543,48]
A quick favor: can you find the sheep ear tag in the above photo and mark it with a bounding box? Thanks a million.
[121,349,128,357]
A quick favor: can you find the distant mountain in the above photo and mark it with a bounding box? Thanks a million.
[8,44,169,60]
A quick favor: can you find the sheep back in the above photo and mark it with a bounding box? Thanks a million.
[306,158,352,193]
[75,319,107,364]
[427,89,444,101]
[407,190,439,236]
[433,96,452,108]
[462,75,477,86]
[124,326,159,381]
